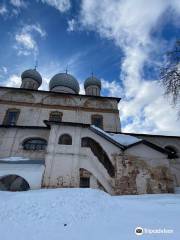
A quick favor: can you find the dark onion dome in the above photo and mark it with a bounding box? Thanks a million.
[49,73,80,94]
[21,69,42,85]
[84,76,101,89]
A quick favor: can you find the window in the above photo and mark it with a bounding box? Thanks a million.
[23,138,47,150]
[165,146,178,159]
[80,177,90,188]
[3,109,20,126]
[91,114,103,129]
[59,134,72,145]
[49,111,62,122]
[79,168,91,188]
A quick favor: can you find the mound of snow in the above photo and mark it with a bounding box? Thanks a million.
[0,188,180,240]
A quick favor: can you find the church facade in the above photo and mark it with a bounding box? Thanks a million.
[0,69,179,195]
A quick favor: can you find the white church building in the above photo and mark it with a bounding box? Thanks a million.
[0,69,179,195]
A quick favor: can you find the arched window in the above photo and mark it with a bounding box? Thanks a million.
[3,108,20,126]
[81,137,115,177]
[165,145,178,159]
[23,138,47,150]
[91,114,103,129]
[49,111,63,122]
[59,134,72,145]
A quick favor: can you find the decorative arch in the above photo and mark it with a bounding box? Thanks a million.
[59,134,72,145]
[22,138,47,150]
[81,137,115,177]
[164,145,178,159]
[0,175,30,191]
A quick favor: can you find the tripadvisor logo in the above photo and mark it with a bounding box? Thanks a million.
[135,227,144,236]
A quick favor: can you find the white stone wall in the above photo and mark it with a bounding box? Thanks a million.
[0,88,120,132]
[0,163,44,189]
[133,134,180,187]
[126,144,170,168]
[0,124,176,194]
[43,124,121,194]
[0,127,49,160]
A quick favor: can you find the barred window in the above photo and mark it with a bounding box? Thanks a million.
[80,177,90,188]
[23,138,47,151]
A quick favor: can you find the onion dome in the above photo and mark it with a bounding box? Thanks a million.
[21,69,42,85]
[84,76,101,89]
[49,73,80,94]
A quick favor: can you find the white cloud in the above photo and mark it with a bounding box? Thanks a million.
[102,79,123,98]
[0,66,8,79]
[0,4,8,16]
[15,33,36,50]
[40,0,71,12]
[79,83,85,94]
[0,66,8,74]
[10,0,26,8]
[23,24,46,37]
[14,24,46,56]
[67,19,76,32]
[79,0,180,135]
[5,74,21,88]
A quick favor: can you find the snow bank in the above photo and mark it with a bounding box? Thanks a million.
[0,188,179,240]
[91,125,141,146]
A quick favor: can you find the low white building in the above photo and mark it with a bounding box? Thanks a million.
[0,69,179,195]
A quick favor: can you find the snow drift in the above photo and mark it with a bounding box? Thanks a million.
[0,188,179,240]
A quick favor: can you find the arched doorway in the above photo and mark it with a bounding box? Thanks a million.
[0,175,30,191]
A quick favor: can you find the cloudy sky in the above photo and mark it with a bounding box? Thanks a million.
[0,0,180,135]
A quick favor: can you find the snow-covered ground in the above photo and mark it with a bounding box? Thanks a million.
[0,188,180,240]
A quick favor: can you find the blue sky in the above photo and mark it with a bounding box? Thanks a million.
[0,0,180,135]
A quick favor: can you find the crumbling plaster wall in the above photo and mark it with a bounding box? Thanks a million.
[114,144,174,195]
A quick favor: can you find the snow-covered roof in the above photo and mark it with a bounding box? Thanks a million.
[0,157,29,162]
[90,125,141,147]
[0,157,44,164]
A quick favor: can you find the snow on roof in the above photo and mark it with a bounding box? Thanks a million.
[0,157,29,162]
[109,133,141,146]
[91,125,141,147]
[0,157,44,165]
